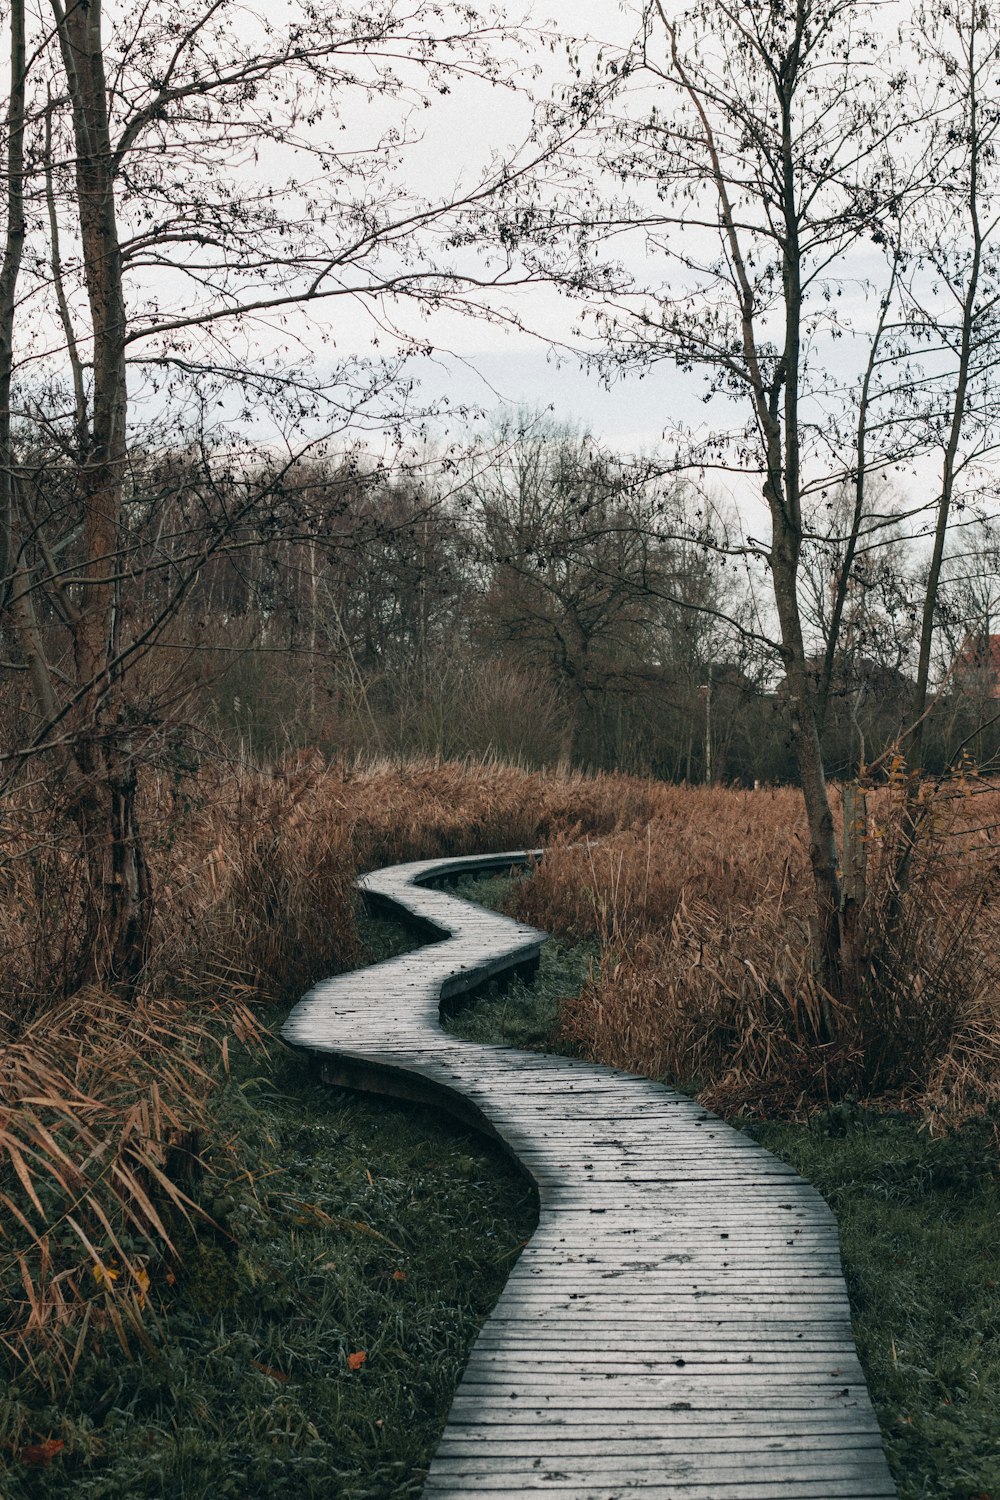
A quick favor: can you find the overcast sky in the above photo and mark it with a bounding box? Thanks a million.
[332,0,880,466]
[327,0,695,455]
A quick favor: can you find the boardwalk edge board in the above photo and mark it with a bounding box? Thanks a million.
[280,850,896,1498]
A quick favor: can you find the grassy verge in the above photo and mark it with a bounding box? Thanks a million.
[0,902,536,1499]
[443,873,597,1052]
[456,871,1000,1500]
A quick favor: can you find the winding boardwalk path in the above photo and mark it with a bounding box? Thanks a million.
[281,851,896,1500]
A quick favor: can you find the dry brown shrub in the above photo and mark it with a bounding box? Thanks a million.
[508,776,1000,1123]
[855,773,1000,1124]
[0,986,260,1387]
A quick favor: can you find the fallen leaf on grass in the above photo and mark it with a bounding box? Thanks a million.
[133,1265,151,1308]
[251,1360,288,1382]
[271,1196,402,1252]
[19,1439,65,1467]
[346,1350,367,1372]
[92,1260,119,1291]
[391,1270,407,1282]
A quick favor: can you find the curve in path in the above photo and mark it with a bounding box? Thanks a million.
[281,851,896,1500]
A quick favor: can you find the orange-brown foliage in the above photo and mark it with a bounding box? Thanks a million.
[148,757,658,1003]
[507,776,1000,1123]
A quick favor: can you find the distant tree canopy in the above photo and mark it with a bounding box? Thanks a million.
[93,420,990,786]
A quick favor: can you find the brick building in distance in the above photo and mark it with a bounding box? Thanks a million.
[952,634,1000,698]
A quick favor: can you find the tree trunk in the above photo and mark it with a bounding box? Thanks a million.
[556,670,587,775]
[0,0,26,597]
[72,737,154,988]
[52,0,153,986]
[556,695,578,775]
[771,529,843,1016]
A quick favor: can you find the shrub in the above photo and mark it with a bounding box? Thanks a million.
[506,777,1000,1122]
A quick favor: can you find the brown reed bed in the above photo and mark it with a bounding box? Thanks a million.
[1,755,997,1385]
[505,776,1000,1124]
[0,756,653,1381]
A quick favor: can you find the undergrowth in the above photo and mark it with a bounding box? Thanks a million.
[503,778,1000,1123]
[0,978,536,1494]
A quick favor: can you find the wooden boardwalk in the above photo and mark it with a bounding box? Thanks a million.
[281,851,896,1500]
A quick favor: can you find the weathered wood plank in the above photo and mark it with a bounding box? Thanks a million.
[280,849,895,1498]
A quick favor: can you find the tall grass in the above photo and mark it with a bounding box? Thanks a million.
[504,777,1000,1122]
[0,757,652,1382]
[2,755,998,1384]
[0,987,261,1389]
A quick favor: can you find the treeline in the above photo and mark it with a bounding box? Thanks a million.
[13,415,987,789]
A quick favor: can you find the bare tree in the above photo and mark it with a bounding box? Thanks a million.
[465,415,676,770]
[508,0,1000,997]
[903,0,1000,764]
[0,0,534,986]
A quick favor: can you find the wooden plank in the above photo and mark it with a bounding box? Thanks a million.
[423,1478,898,1499]
[422,1487,897,1499]
[425,1453,893,1479]
[281,849,896,1499]
[442,1419,885,1438]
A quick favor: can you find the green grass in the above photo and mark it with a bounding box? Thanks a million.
[442,872,596,1052]
[352,873,597,1054]
[0,900,536,1499]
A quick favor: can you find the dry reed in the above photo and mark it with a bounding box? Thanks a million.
[507,776,1000,1122]
[0,987,260,1388]
[0,756,653,1381]
[2,755,997,1382]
